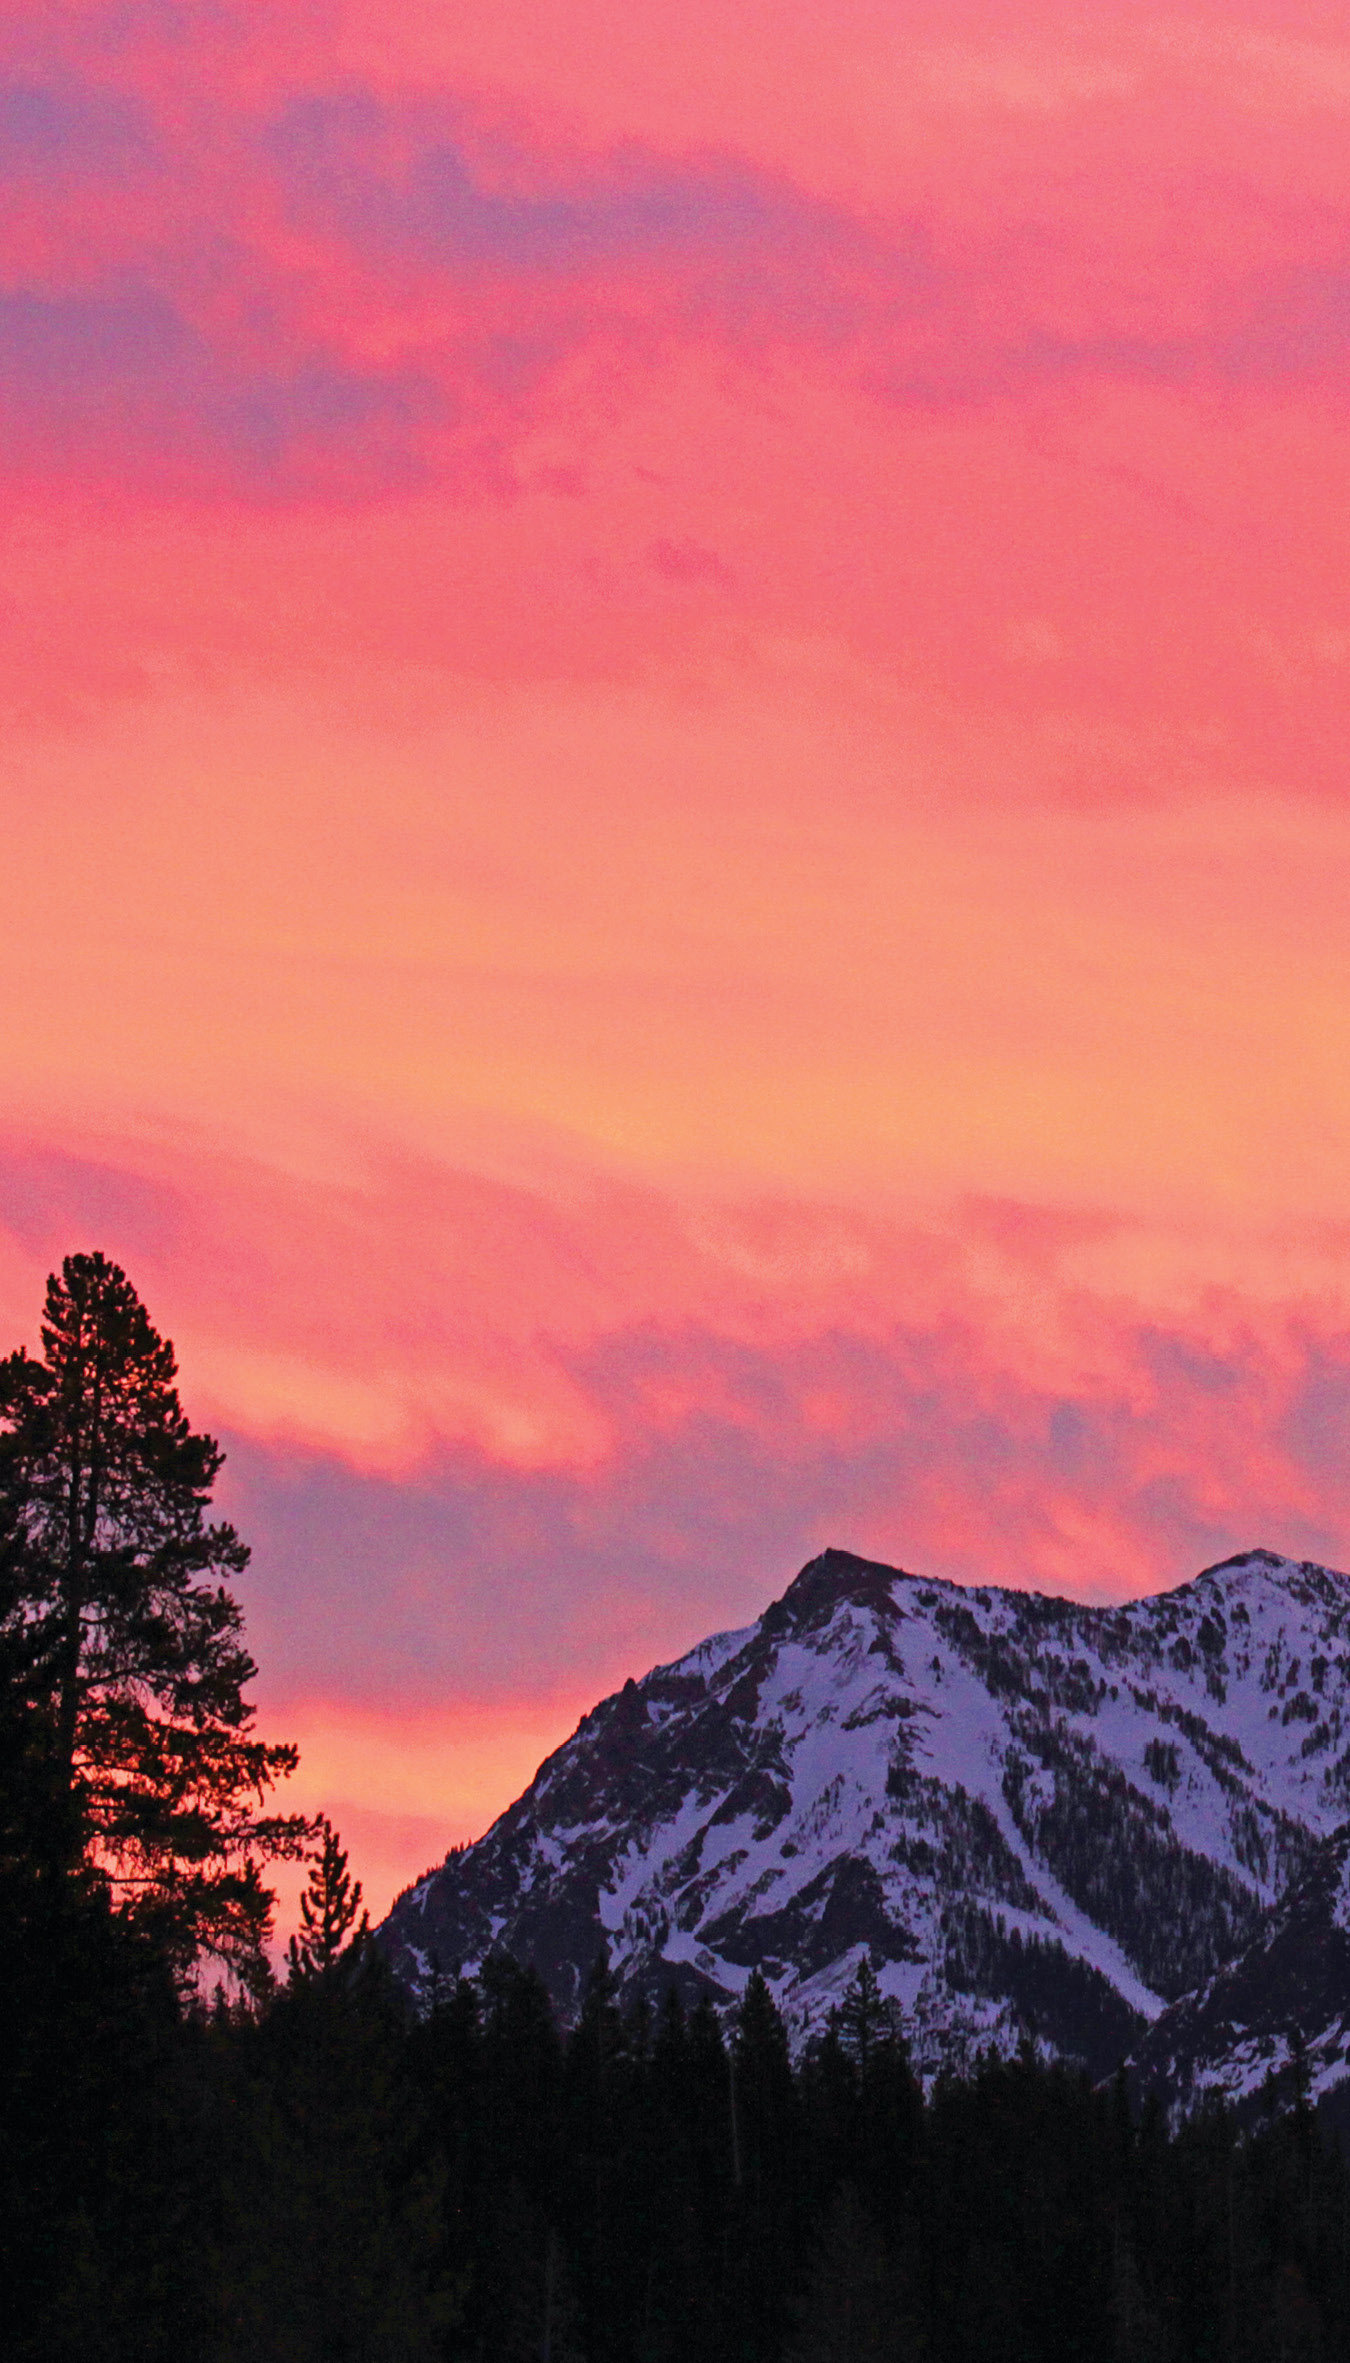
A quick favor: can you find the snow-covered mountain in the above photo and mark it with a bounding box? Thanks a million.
[1130,1821,1350,2121]
[380,1547,1350,2080]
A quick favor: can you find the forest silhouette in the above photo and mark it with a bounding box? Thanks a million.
[3,1256,1349,2361]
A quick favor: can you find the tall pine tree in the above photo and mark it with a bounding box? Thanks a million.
[0,1251,306,1985]
[286,1819,369,1985]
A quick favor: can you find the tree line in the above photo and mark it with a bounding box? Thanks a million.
[3,1253,1350,2360]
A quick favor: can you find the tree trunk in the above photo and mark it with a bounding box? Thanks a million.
[55,1346,99,1793]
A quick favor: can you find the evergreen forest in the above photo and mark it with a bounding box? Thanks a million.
[5,1254,1350,2362]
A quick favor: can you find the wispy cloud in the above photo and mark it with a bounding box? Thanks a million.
[2,1128,1340,1708]
[5,21,1350,507]
[0,280,444,493]
[225,1294,1350,1713]
[6,0,1350,1908]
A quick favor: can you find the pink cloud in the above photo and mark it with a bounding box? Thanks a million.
[5,12,1350,516]
[3,1127,1348,1721]
[0,1,1347,806]
[6,0,1350,1914]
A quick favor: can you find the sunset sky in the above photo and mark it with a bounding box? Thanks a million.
[8,0,1350,1916]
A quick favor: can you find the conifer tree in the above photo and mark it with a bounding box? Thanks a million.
[733,1969,797,2202]
[835,1955,898,2074]
[0,1251,307,1985]
[831,1955,923,2212]
[784,2184,910,2363]
[286,1819,369,1984]
[213,1904,452,2363]
[727,1971,801,2363]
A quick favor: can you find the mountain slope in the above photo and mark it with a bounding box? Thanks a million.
[380,1547,1350,2076]
[1130,1820,1350,2121]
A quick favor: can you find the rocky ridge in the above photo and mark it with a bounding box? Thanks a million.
[1130,1821,1350,2120]
[380,1547,1350,2084]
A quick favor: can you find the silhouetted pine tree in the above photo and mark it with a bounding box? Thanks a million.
[725,1971,803,2363]
[0,1659,208,2362]
[207,1820,453,2363]
[834,1955,896,2074]
[624,1988,729,2363]
[483,2183,584,2363]
[785,2183,918,2363]
[561,1949,638,2363]
[287,1816,369,1982]
[832,1955,924,2220]
[0,1252,307,1986]
[466,1955,567,2362]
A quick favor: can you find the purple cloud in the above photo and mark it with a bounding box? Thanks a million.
[223,1306,1350,1715]
[0,282,445,493]
[0,76,153,175]
[263,92,841,278]
[1,39,1347,513]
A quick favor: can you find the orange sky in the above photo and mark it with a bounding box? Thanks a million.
[6,0,1350,1918]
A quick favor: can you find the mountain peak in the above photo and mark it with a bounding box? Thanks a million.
[382,1544,1350,2083]
[1188,1549,1350,1616]
[767,1546,912,1632]
[1198,1547,1301,1581]
[1197,1545,1350,1582]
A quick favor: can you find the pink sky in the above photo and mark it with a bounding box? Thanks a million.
[7,0,1350,1916]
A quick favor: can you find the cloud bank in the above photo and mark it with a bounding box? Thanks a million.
[5,0,1350,1908]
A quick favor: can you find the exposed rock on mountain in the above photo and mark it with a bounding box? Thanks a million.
[1130,1820,1350,2122]
[380,1547,1350,2080]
